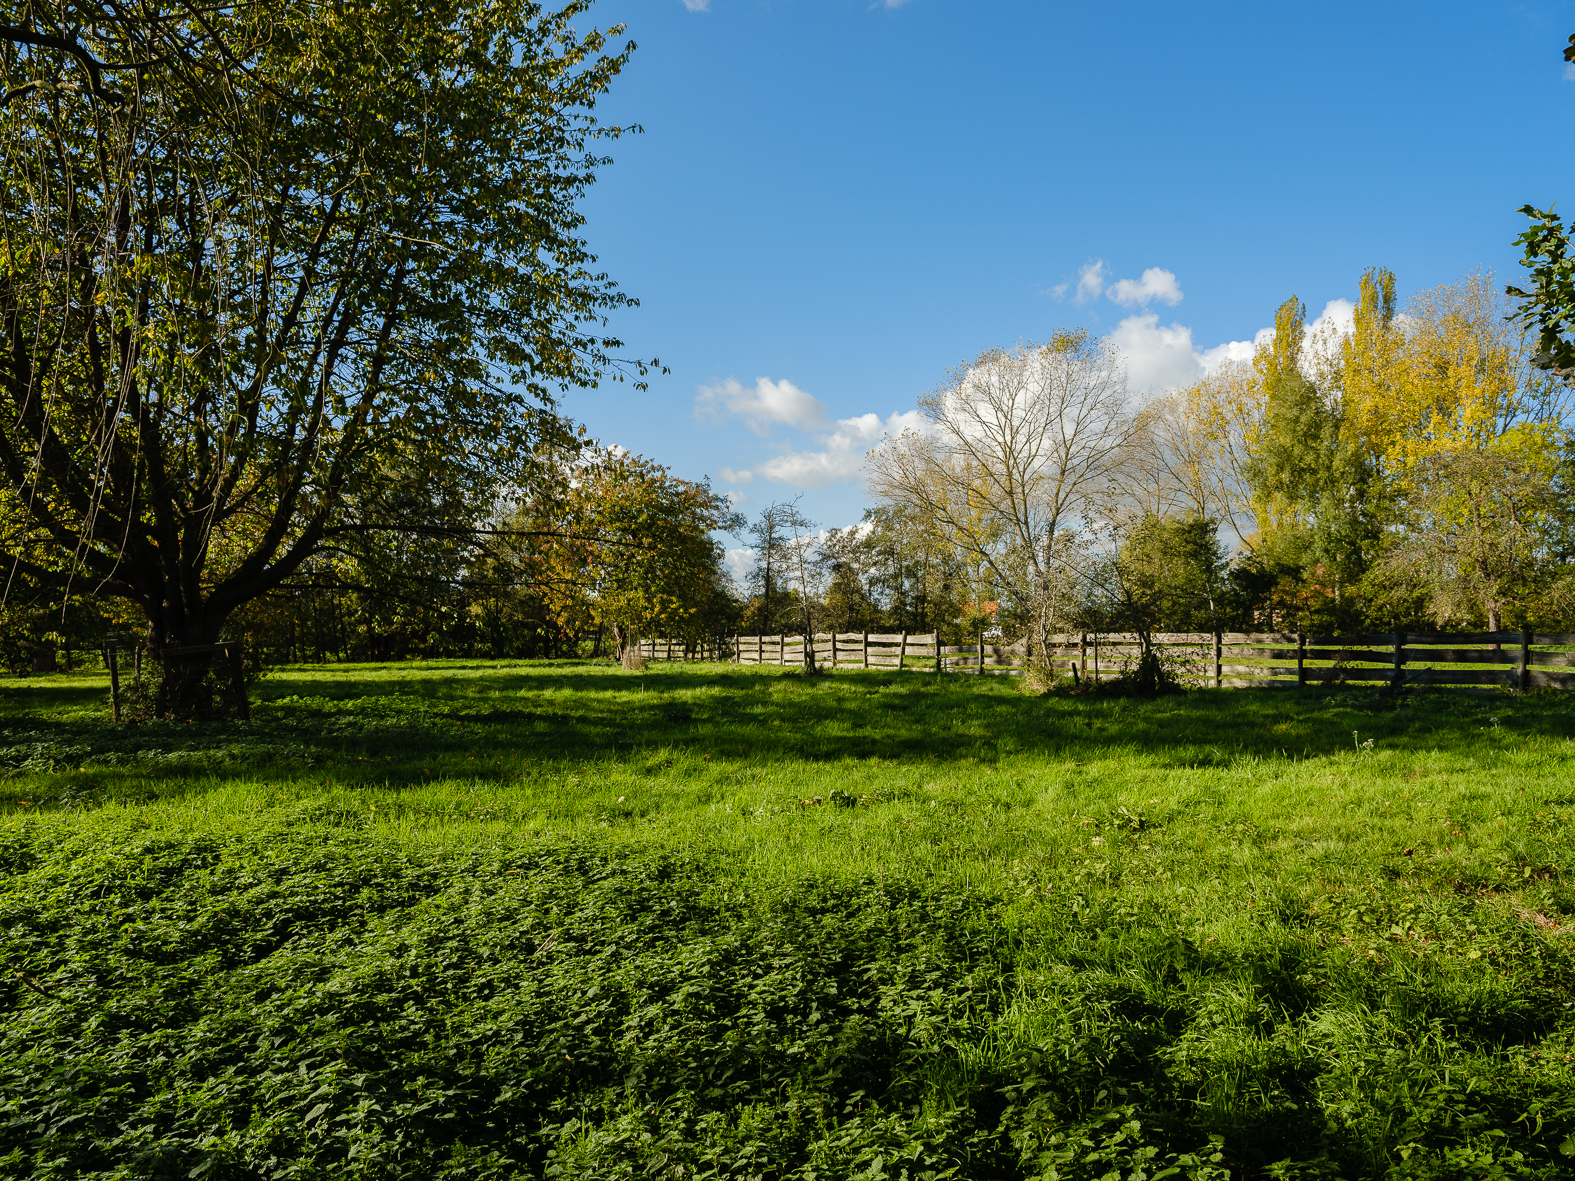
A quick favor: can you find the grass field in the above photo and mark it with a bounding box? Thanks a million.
[1,660,1572,1179]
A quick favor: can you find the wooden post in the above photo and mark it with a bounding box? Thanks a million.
[862,631,869,668]
[1520,630,1531,692]
[937,633,944,676]
[978,627,985,675]
[1296,632,1305,686]
[1079,633,1087,682]
[1213,631,1222,689]
[897,631,908,671]
[830,632,838,670]
[134,645,142,692]
[228,643,250,721]
[757,634,763,665]
[1392,631,1404,687]
[779,634,786,666]
[1093,633,1099,683]
[106,646,121,723]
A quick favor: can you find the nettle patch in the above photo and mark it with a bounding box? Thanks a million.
[0,829,1573,1179]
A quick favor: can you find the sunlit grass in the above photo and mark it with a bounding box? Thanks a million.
[2,660,1572,1177]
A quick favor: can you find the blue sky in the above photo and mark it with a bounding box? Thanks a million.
[563,0,1575,557]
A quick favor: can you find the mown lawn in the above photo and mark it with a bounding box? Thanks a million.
[1,660,1572,1180]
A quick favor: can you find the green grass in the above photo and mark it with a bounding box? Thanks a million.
[1,660,1573,1179]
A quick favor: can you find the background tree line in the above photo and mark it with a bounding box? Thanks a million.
[867,268,1575,658]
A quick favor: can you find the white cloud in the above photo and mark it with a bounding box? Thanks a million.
[695,376,828,435]
[1107,267,1184,308]
[1113,296,1359,392]
[1306,297,1355,338]
[1061,260,1184,309]
[1108,314,1206,394]
[724,547,753,587]
[1197,332,1268,370]
[681,0,709,10]
[1075,260,1108,303]
[884,0,912,6]
[1565,62,1575,81]
[755,410,925,488]
[717,466,753,485]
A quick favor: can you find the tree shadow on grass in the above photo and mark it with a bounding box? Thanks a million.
[2,665,1571,810]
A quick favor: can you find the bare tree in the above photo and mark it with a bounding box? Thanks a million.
[745,503,789,634]
[867,330,1136,660]
[774,499,821,672]
[1119,360,1263,552]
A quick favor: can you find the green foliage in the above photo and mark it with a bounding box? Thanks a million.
[0,0,644,713]
[1509,192,1575,377]
[1,663,1575,1177]
[1113,514,1227,634]
[1247,298,1380,605]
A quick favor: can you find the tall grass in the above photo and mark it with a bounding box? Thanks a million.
[0,661,1571,1178]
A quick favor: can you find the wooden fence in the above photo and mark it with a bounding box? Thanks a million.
[636,630,1575,690]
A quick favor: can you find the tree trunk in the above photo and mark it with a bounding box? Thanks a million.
[144,585,233,719]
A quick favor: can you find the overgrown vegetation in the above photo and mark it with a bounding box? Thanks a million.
[1,661,1571,1178]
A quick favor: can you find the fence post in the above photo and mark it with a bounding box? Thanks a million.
[106,646,121,723]
[134,645,143,692]
[1079,633,1087,682]
[978,628,985,675]
[937,633,944,676]
[779,634,786,666]
[105,642,120,727]
[861,631,869,668]
[1521,630,1531,692]
[898,631,907,671]
[1296,632,1305,686]
[830,632,837,670]
[1213,631,1222,689]
[1093,633,1099,684]
[1392,630,1405,687]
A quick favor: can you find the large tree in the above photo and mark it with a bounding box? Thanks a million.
[868,331,1135,655]
[0,0,645,714]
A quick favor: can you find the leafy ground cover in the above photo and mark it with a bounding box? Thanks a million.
[1,661,1573,1179]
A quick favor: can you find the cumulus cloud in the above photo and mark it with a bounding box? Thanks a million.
[1109,314,1207,393]
[1112,296,1359,394]
[1058,259,1183,309]
[717,466,753,485]
[755,410,926,488]
[1565,62,1575,81]
[680,0,709,10]
[1307,297,1356,338]
[1196,332,1268,370]
[1107,267,1184,308]
[724,547,753,587]
[695,377,827,435]
[1075,260,1108,303]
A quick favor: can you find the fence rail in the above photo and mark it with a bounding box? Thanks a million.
[635,630,1575,690]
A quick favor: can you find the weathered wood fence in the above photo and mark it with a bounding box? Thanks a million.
[1041,632,1575,691]
[636,631,1575,690]
[637,633,1024,673]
